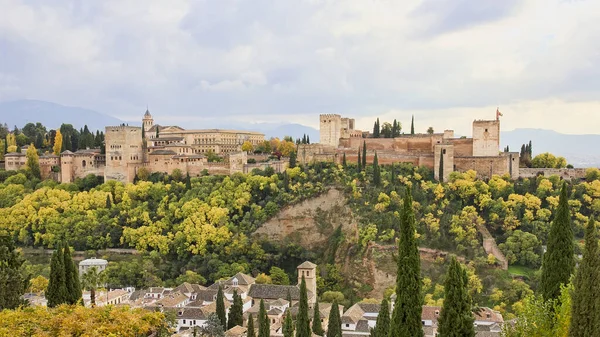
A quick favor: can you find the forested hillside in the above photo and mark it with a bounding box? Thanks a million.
[1,162,599,318]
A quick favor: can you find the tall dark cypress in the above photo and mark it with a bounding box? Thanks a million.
[326,300,341,337]
[247,314,256,337]
[362,141,367,168]
[307,135,310,144]
[63,243,81,305]
[286,289,292,307]
[47,242,68,307]
[216,285,227,328]
[439,149,444,182]
[389,186,423,337]
[228,289,244,329]
[186,173,192,190]
[296,277,311,337]
[372,152,381,186]
[312,299,324,336]
[0,235,29,310]
[342,153,347,168]
[283,309,294,337]
[258,299,270,337]
[410,115,415,135]
[357,149,362,173]
[437,256,474,337]
[371,298,390,337]
[569,218,599,337]
[540,182,575,302]
[373,121,378,138]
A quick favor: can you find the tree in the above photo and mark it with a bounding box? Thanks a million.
[47,242,68,307]
[63,244,82,305]
[258,299,270,337]
[25,143,41,179]
[410,115,415,135]
[216,285,227,329]
[427,127,434,135]
[322,291,344,303]
[289,151,297,169]
[498,230,542,267]
[342,153,347,168]
[283,309,294,337]
[0,236,29,310]
[357,148,362,173]
[228,289,244,329]
[439,149,444,182]
[81,266,107,307]
[532,152,568,169]
[175,270,206,285]
[389,186,423,337]
[437,256,474,337]
[28,275,49,295]
[202,313,225,337]
[242,141,254,153]
[569,218,599,337]
[296,277,311,337]
[312,299,324,335]
[372,152,381,186]
[371,298,390,337]
[362,141,367,168]
[53,129,63,155]
[326,299,341,337]
[247,314,256,337]
[255,273,272,284]
[540,182,574,302]
[269,267,290,285]
[186,173,192,190]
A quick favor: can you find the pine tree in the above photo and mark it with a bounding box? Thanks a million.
[258,299,270,337]
[283,309,294,337]
[342,153,347,168]
[540,182,575,302]
[216,285,227,329]
[362,141,367,168]
[389,186,423,337]
[312,299,324,335]
[357,149,362,173]
[247,314,256,337]
[326,299,341,337]
[296,277,311,337]
[372,152,381,186]
[569,218,599,337]
[63,243,82,305]
[0,235,29,310]
[228,289,244,329]
[410,115,415,135]
[439,149,444,182]
[47,242,68,307]
[371,298,390,337]
[437,256,474,337]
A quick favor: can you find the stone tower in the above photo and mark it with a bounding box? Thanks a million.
[472,119,500,157]
[60,151,74,183]
[104,126,144,183]
[297,261,317,302]
[319,114,342,147]
[142,109,154,134]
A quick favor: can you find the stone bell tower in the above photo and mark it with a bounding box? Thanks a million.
[297,261,317,304]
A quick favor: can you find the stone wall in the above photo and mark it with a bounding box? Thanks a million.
[448,138,474,157]
[434,144,454,182]
[472,120,500,157]
[454,155,512,179]
[244,160,289,174]
[519,168,587,180]
[319,114,342,147]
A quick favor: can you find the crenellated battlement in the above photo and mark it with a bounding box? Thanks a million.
[320,114,341,120]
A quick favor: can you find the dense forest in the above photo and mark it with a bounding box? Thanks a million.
[1,156,599,319]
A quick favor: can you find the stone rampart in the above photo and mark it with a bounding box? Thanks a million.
[519,168,587,180]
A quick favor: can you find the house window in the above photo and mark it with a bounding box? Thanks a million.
[345,324,350,328]
[307,271,310,277]
[485,129,488,132]
[183,319,186,324]
[422,321,425,325]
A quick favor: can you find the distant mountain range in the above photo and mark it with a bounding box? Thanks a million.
[1,100,598,167]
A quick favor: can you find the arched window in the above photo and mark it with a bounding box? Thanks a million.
[82,160,86,167]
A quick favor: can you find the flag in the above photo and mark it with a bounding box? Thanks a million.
[496,108,503,119]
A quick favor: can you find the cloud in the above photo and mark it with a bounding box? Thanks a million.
[0,0,598,134]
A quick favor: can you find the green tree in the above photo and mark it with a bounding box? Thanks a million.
[371,298,390,337]
[0,236,29,310]
[202,313,225,337]
[296,277,311,337]
[362,141,367,168]
[283,309,294,337]
[326,299,341,337]
[63,244,82,305]
[247,314,256,337]
[439,149,444,182]
[312,299,324,336]
[427,127,434,135]
[25,143,41,179]
[372,152,381,186]
[569,218,599,337]
[540,182,574,302]
[357,148,362,173]
[498,230,542,267]
[289,151,297,169]
[186,173,192,190]
[437,256,474,337]
[81,266,107,307]
[269,267,290,285]
[47,242,68,307]
[389,186,423,337]
[258,299,270,337]
[342,153,347,168]
[228,289,244,329]
[216,285,227,329]
[410,115,415,135]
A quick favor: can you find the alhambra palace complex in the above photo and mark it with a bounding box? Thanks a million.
[6,109,584,183]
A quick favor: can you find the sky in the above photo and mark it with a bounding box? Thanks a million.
[1,0,599,136]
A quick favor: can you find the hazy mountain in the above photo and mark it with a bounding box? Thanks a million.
[0,99,124,131]
[208,121,319,141]
[502,128,600,168]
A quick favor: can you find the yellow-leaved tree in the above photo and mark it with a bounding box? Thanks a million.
[241,141,254,153]
[53,129,63,155]
[25,143,41,179]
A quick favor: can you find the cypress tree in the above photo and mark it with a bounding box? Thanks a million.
[283,309,294,337]
[357,149,362,173]
[540,182,575,302]
[63,243,82,305]
[371,298,390,337]
[186,173,192,190]
[141,126,145,139]
[287,289,292,307]
[290,151,297,168]
[105,195,112,208]
[296,277,311,337]
[216,285,227,328]
[342,153,347,168]
[373,121,378,137]
[307,135,310,144]
[228,289,244,329]
[326,300,341,337]
[258,299,270,337]
[439,149,444,182]
[569,217,599,337]
[247,314,256,337]
[362,141,367,168]
[312,299,324,336]
[0,235,30,310]
[302,134,307,144]
[47,242,68,307]
[389,186,423,337]
[391,163,396,185]
[410,115,415,135]
[376,119,380,138]
[437,256,474,337]
[373,152,381,186]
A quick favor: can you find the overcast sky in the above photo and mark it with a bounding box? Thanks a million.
[1,0,599,135]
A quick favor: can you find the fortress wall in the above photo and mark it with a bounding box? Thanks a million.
[454,156,510,179]
[448,138,474,157]
[519,168,587,180]
[244,160,289,174]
